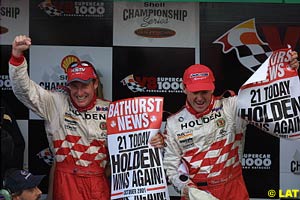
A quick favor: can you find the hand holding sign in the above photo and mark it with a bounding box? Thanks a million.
[288,51,299,71]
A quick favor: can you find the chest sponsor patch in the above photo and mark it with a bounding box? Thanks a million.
[177,131,194,148]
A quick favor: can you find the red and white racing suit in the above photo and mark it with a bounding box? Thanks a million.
[163,95,249,200]
[9,56,110,200]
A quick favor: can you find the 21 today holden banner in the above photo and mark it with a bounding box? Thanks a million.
[237,47,300,139]
[106,96,170,200]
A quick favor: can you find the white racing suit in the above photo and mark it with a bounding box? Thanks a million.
[9,56,110,200]
[163,95,249,200]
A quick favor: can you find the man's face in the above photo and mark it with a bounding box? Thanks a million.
[184,88,214,113]
[68,80,98,108]
[14,187,42,200]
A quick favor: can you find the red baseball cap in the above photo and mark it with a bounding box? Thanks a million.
[67,61,97,85]
[183,64,215,92]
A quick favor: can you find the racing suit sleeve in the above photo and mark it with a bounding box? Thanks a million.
[9,55,61,122]
[163,121,195,194]
[224,96,248,162]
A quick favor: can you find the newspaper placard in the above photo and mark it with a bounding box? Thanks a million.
[107,96,170,200]
[237,47,300,139]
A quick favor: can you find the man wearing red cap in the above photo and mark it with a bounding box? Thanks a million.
[163,56,299,200]
[8,35,163,200]
[8,35,110,200]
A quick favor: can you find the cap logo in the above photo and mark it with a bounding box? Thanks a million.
[20,170,31,180]
[190,72,209,79]
[25,174,31,180]
[71,67,86,73]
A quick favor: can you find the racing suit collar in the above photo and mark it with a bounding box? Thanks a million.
[70,93,97,112]
[185,95,215,118]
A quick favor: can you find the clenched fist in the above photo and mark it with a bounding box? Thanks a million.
[12,35,31,58]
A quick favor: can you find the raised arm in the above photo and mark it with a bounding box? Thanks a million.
[9,35,61,121]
